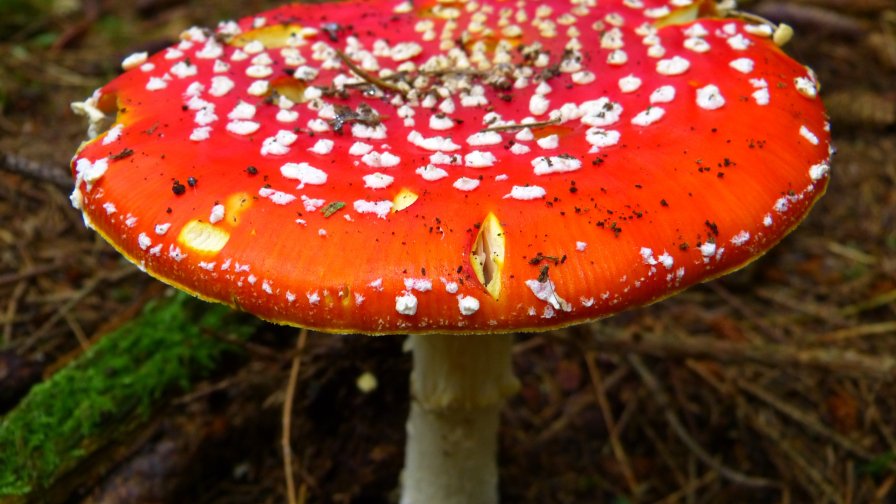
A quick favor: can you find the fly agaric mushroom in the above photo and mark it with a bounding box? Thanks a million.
[70,0,831,502]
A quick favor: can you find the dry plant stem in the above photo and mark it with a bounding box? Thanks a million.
[586,326,896,380]
[584,351,639,496]
[627,354,776,489]
[1,152,71,189]
[736,379,877,462]
[282,328,308,504]
[334,49,407,96]
[402,333,519,504]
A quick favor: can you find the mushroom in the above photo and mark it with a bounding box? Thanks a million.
[69,0,831,502]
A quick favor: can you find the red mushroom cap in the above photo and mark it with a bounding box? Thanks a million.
[70,0,831,334]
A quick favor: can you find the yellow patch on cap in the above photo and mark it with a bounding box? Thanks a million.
[392,188,419,212]
[470,212,505,300]
[224,192,253,227]
[178,220,230,254]
[230,24,315,48]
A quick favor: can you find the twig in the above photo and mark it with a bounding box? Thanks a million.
[62,311,90,350]
[583,351,640,497]
[839,288,896,317]
[744,403,839,501]
[283,328,309,504]
[585,325,896,381]
[640,420,688,489]
[656,470,718,504]
[480,117,560,133]
[0,263,64,287]
[736,380,878,462]
[209,331,292,361]
[755,287,849,326]
[334,49,407,96]
[707,282,786,342]
[826,241,877,266]
[1,152,72,189]
[50,0,101,51]
[22,265,139,352]
[627,354,777,489]
[876,474,896,502]
[3,281,27,345]
[814,320,896,344]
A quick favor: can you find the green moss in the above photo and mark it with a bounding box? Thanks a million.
[0,293,259,497]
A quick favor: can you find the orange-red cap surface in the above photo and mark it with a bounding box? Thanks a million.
[70,0,831,334]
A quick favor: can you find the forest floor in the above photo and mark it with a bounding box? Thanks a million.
[1,0,895,502]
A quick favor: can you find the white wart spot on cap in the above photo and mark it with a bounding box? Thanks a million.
[532,155,581,175]
[656,56,690,76]
[259,187,297,205]
[618,75,642,93]
[122,52,148,70]
[650,85,676,104]
[354,200,393,218]
[395,292,418,315]
[308,139,335,155]
[632,107,665,126]
[529,94,550,115]
[209,204,225,224]
[457,295,480,315]
[696,84,725,110]
[209,76,235,97]
[727,34,751,50]
[536,135,559,149]
[464,151,497,168]
[226,120,261,135]
[809,162,830,181]
[466,131,503,146]
[580,98,623,126]
[361,151,401,168]
[800,125,819,145]
[349,142,374,156]
[585,128,620,148]
[729,58,755,74]
[504,185,546,200]
[415,164,449,181]
[794,76,819,99]
[363,172,395,189]
[146,77,168,91]
[281,162,328,186]
[730,231,751,246]
[453,177,481,191]
[408,131,461,151]
[525,278,571,311]
[510,143,531,155]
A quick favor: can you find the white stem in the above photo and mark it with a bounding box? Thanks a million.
[401,333,519,504]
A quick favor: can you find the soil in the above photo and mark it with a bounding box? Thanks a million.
[1,0,895,502]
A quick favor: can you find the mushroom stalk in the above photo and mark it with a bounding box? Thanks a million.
[402,333,519,504]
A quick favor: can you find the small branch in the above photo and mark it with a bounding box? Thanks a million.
[1,153,72,189]
[815,321,896,344]
[480,117,560,133]
[334,50,407,96]
[22,265,140,353]
[743,401,840,500]
[736,380,879,463]
[583,325,896,381]
[707,282,785,342]
[627,354,777,489]
[282,328,309,504]
[583,351,639,497]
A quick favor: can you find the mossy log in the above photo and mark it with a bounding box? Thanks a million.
[0,293,259,503]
